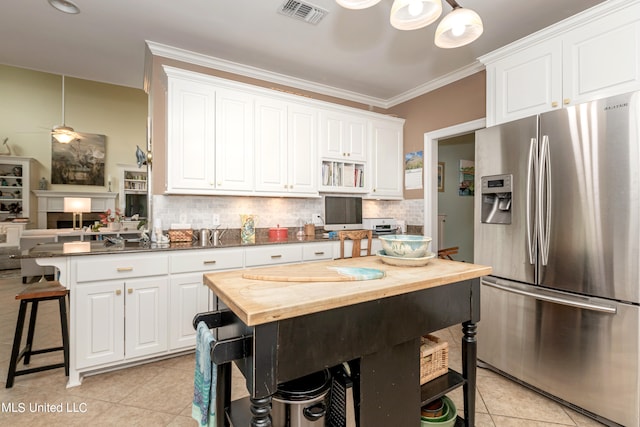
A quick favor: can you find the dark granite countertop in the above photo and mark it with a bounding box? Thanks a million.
[22,235,339,258]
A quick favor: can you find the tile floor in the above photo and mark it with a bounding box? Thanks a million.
[0,272,606,426]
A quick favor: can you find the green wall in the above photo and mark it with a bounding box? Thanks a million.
[0,65,148,192]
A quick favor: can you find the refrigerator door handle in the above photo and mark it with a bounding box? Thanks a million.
[526,137,537,265]
[481,278,617,314]
[537,135,552,266]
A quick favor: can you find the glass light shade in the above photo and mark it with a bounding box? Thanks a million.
[63,197,91,213]
[390,0,442,30]
[336,0,382,9]
[52,125,77,143]
[435,7,483,48]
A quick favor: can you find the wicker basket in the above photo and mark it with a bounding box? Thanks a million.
[420,334,449,384]
[168,229,193,243]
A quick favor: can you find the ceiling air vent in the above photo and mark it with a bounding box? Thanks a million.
[278,0,328,25]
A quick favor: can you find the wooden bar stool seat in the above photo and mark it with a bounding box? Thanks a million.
[5,281,70,388]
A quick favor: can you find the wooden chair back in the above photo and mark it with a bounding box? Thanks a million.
[338,230,373,259]
[437,246,459,260]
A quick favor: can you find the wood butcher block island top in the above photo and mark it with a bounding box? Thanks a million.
[203,256,492,326]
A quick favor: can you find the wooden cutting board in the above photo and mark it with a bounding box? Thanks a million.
[242,264,385,282]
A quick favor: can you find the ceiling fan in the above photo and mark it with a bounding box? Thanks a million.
[51,75,78,144]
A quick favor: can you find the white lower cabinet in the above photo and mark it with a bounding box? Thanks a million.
[70,242,382,378]
[168,248,243,350]
[169,273,210,350]
[75,276,169,369]
[75,281,124,369]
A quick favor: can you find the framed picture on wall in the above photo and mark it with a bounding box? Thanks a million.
[51,132,106,186]
[458,160,474,196]
[437,162,445,192]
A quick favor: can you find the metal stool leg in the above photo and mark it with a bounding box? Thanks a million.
[6,300,28,388]
[58,295,70,376]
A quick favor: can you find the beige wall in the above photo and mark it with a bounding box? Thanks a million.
[0,65,148,193]
[388,71,486,199]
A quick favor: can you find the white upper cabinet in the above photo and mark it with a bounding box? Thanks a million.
[367,118,404,200]
[214,88,254,191]
[483,1,640,126]
[562,3,640,106]
[254,98,317,196]
[166,70,217,192]
[163,66,403,198]
[318,110,367,162]
[487,39,562,125]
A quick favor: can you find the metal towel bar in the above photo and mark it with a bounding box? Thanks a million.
[193,309,253,364]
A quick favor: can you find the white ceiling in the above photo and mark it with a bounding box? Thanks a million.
[1,0,605,106]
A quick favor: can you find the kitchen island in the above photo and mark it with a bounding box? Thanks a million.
[202,256,491,426]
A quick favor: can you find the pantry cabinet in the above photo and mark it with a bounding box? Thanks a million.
[483,0,640,125]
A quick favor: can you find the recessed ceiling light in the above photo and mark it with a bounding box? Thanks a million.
[48,0,80,14]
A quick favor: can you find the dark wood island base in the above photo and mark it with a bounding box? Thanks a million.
[198,257,489,426]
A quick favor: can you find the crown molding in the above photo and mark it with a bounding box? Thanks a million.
[146,40,486,110]
[385,61,485,107]
[145,40,390,109]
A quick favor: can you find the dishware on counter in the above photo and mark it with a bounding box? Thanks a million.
[376,250,436,267]
[378,235,432,258]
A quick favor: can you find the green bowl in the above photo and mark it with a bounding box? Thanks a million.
[420,396,457,426]
[421,398,450,423]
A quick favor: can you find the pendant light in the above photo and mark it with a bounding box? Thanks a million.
[335,0,482,47]
[390,0,442,31]
[336,0,382,9]
[435,1,483,48]
[52,75,77,144]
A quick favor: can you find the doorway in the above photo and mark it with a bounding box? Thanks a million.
[423,119,485,259]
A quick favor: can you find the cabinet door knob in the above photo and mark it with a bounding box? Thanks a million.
[563,98,570,105]
[115,289,122,296]
[128,288,133,294]
[551,101,558,108]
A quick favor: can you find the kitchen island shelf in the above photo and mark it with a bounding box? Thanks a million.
[421,368,466,405]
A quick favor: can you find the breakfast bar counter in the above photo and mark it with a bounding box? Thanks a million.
[201,256,491,426]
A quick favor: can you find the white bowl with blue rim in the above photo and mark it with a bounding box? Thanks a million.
[378,235,432,258]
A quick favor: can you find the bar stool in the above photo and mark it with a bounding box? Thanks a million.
[5,281,69,388]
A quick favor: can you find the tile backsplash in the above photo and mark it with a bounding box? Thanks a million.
[152,195,424,230]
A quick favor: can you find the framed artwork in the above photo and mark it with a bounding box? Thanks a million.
[437,162,445,192]
[51,132,106,186]
[459,159,475,196]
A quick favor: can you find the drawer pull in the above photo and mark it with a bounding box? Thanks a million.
[271,254,282,259]
[203,260,217,265]
[115,289,122,296]
[117,267,134,272]
[128,288,133,294]
[314,251,325,255]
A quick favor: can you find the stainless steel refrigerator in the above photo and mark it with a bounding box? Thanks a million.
[475,91,640,427]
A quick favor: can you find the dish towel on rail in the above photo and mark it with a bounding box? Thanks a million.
[192,321,217,427]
